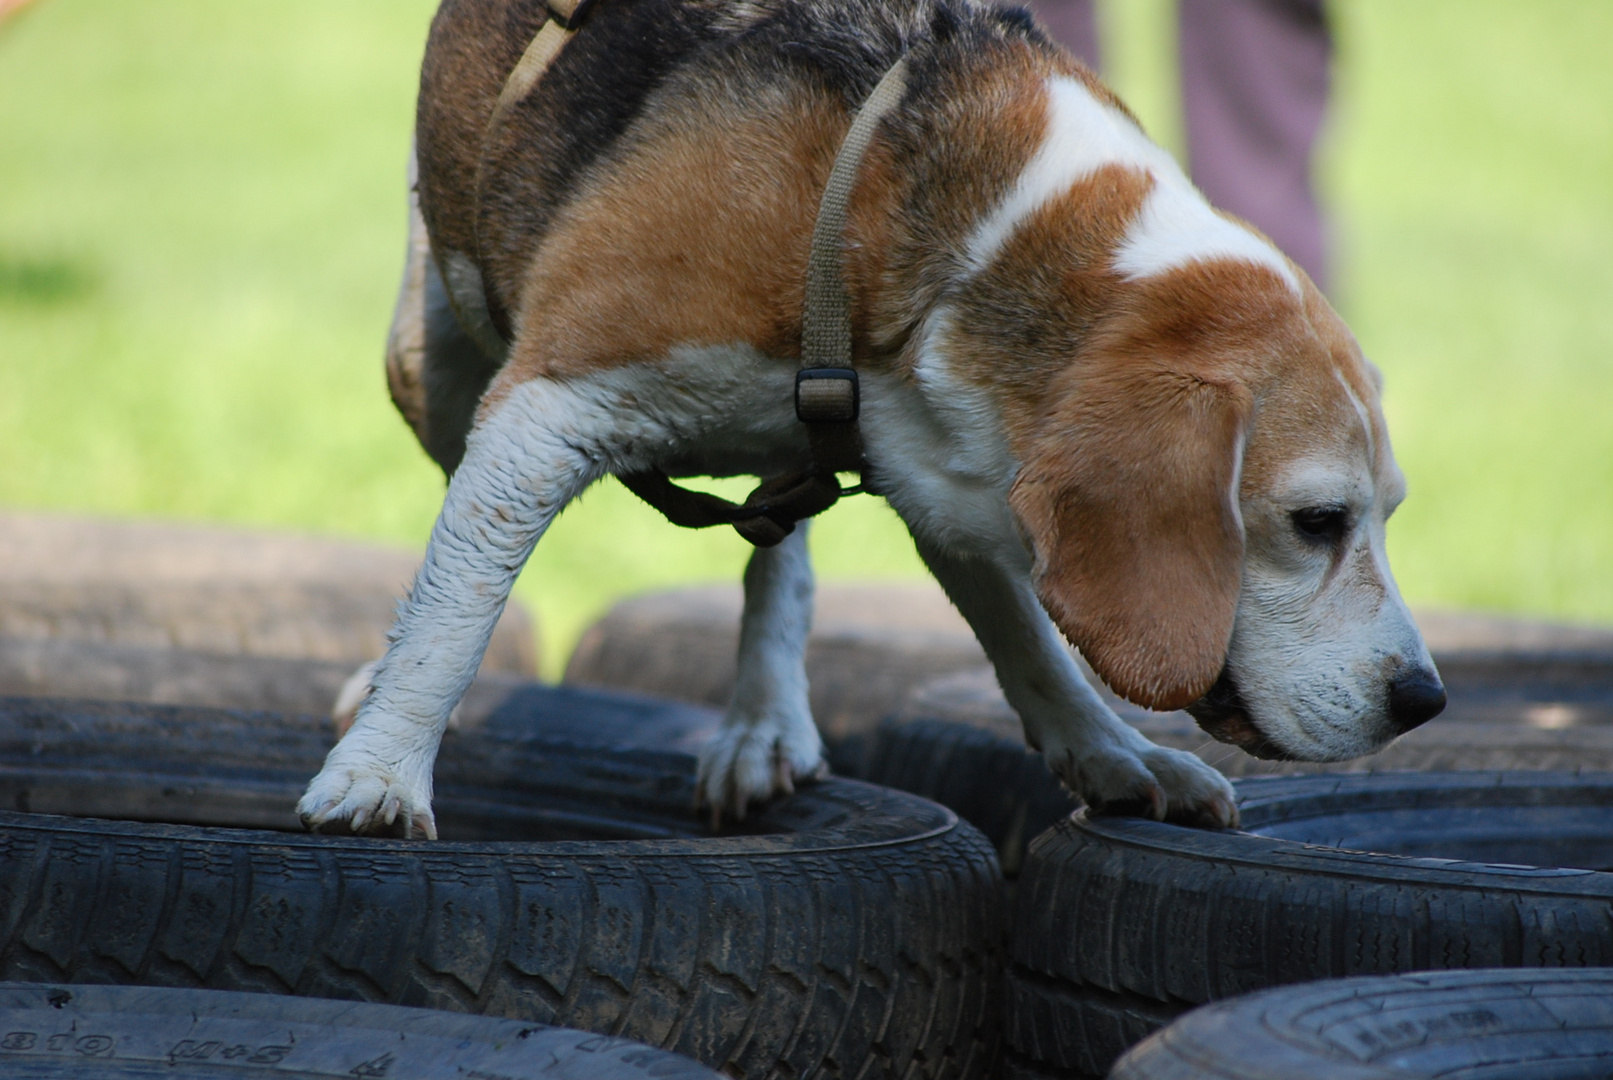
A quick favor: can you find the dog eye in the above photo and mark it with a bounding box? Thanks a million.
[1291,506,1349,543]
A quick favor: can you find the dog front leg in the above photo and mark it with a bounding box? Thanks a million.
[914,539,1238,828]
[695,522,826,824]
[298,380,602,838]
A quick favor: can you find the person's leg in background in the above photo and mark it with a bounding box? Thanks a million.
[1177,0,1334,292]
[1026,0,1101,70]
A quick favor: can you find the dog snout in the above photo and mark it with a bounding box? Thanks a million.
[1386,667,1446,733]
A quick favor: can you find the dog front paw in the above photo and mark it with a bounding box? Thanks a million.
[694,714,826,827]
[1045,735,1238,829]
[297,743,437,840]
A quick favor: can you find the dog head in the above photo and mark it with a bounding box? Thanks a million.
[1008,258,1443,762]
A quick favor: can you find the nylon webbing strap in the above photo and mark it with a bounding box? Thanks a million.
[496,22,571,119]
[794,55,908,478]
[621,57,910,546]
[802,57,909,373]
[490,0,597,125]
[618,469,841,549]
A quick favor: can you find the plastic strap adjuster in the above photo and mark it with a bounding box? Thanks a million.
[795,368,860,423]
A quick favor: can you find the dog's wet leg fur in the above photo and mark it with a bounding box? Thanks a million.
[298,375,611,837]
[301,343,817,835]
[696,522,826,824]
[910,535,1239,828]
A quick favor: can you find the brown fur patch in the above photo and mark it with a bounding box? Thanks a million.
[850,46,1054,362]
[483,34,1065,399]
[1238,274,1384,503]
[417,0,549,278]
[493,83,848,385]
[942,163,1155,449]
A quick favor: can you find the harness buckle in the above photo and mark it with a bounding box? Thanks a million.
[795,368,860,423]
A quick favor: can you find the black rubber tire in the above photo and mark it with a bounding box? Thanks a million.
[0,695,1003,1080]
[468,679,719,752]
[0,665,714,761]
[1002,975,1182,1080]
[1109,968,1613,1080]
[0,640,370,721]
[563,590,1063,874]
[997,1059,1073,1080]
[1007,771,1613,1078]
[858,718,1075,877]
[0,980,718,1078]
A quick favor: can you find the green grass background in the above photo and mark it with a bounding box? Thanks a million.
[2,0,1610,676]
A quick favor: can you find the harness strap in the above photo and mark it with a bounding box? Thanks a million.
[484,14,910,547]
[492,0,598,124]
[797,57,910,478]
[447,0,601,362]
[618,468,842,549]
[624,58,911,546]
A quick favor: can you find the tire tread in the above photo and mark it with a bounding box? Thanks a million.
[1009,773,1613,1076]
[0,697,1004,1080]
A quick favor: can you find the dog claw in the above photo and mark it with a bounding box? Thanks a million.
[774,753,796,796]
[297,757,436,839]
[1047,736,1236,831]
[301,799,336,828]
[693,779,727,831]
[694,716,825,829]
[1146,784,1167,821]
[408,812,438,840]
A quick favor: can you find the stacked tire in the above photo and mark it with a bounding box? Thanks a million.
[0,694,1003,1080]
[0,982,723,1079]
[1006,772,1613,1078]
[868,664,1613,875]
[1109,969,1613,1080]
[15,559,1613,1079]
[15,694,1613,1078]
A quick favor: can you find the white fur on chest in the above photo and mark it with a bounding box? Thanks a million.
[580,343,812,479]
[558,329,1028,572]
[861,310,1027,566]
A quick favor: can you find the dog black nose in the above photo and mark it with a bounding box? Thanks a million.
[1387,669,1446,733]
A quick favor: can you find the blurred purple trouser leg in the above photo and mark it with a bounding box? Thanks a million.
[1178,0,1334,292]
[1024,0,1100,69]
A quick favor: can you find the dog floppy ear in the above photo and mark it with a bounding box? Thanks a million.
[1008,349,1252,711]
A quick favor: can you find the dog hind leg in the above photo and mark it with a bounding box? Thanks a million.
[913,537,1239,828]
[695,522,826,824]
[297,377,606,838]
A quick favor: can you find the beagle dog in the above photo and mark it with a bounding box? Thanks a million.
[299,0,1445,838]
